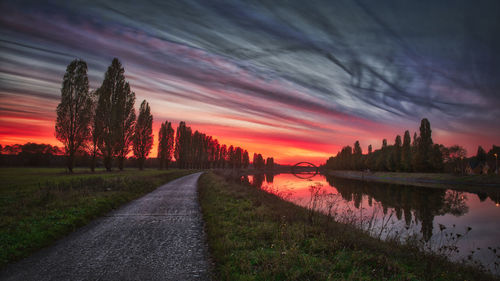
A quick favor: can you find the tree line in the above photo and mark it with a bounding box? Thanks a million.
[325,118,499,173]
[0,143,63,166]
[53,58,274,172]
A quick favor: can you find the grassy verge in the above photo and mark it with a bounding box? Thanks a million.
[0,167,195,268]
[199,172,497,280]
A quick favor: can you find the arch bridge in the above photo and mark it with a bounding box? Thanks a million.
[290,162,319,179]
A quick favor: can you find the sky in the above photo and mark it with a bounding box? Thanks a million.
[0,0,499,165]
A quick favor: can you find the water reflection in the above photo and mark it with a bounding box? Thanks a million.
[241,172,500,271]
[326,176,451,241]
[265,173,274,183]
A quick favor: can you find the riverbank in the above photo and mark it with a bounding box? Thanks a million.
[198,172,497,280]
[327,170,500,190]
[0,167,195,268]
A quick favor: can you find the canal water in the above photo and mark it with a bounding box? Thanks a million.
[243,173,500,273]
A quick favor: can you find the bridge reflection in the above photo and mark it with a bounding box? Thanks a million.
[291,162,319,179]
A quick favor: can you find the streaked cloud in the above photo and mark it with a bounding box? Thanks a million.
[1,0,499,163]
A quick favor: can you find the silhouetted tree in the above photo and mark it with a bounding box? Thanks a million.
[476,146,487,162]
[219,144,227,168]
[414,118,434,172]
[243,150,250,169]
[133,100,153,170]
[375,141,387,171]
[353,140,363,170]
[253,153,265,170]
[401,130,412,172]
[442,145,467,174]
[234,147,243,169]
[431,144,444,172]
[212,139,220,169]
[18,143,61,166]
[227,145,234,169]
[95,58,136,171]
[161,121,273,170]
[2,144,21,155]
[174,121,192,169]
[393,135,402,171]
[55,59,93,172]
[158,121,175,169]
[412,132,418,150]
[265,157,275,170]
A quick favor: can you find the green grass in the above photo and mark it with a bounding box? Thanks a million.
[199,172,497,281]
[0,167,195,268]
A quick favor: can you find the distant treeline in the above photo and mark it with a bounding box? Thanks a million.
[0,58,275,171]
[0,143,64,167]
[166,121,274,170]
[325,118,499,174]
[0,121,276,171]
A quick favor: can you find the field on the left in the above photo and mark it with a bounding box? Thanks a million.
[0,167,194,268]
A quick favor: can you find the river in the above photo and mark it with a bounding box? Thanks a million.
[242,172,500,273]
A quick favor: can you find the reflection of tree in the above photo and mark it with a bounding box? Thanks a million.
[476,192,488,202]
[439,191,469,217]
[488,192,500,206]
[240,175,250,185]
[265,173,274,183]
[325,175,447,241]
[252,173,265,188]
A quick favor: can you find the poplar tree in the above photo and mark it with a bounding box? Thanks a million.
[234,147,243,169]
[401,130,412,172]
[175,121,192,168]
[55,59,93,173]
[95,58,136,171]
[243,150,250,169]
[219,144,227,168]
[414,118,433,172]
[133,100,153,170]
[353,140,362,170]
[228,145,234,169]
[266,157,275,170]
[158,121,175,169]
[393,135,402,171]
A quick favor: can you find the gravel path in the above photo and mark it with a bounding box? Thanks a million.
[0,172,211,281]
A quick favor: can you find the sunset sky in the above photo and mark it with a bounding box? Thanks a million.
[1,0,499,165]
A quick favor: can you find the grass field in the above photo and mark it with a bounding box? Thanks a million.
[199,172,497,280]
[0,167,195,268]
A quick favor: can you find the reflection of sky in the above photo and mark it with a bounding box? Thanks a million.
[435,194,500,267]
[1,0,499,164]
[253,173,500,271]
